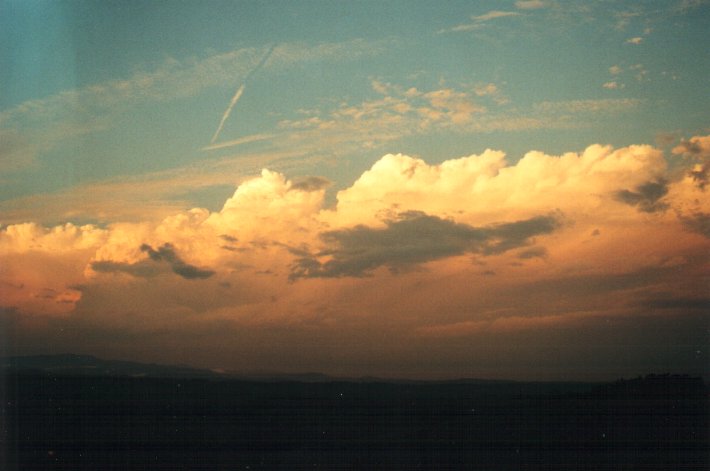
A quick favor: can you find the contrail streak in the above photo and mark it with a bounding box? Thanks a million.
[209,44,276,145]
[210,84,245,144]
[202,133,273,151]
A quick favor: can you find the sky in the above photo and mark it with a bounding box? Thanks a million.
[1,0,708,381]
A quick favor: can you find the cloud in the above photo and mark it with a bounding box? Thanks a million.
[626,37,643,44]
[673,135,710,157]
[290,176,332,193]
[603,81,621,90]
[209,44,276,145]
[643,297,710,311]
[0,143,315,225]
[0,223,107,315]
[90,260,164,278]
[290,211,560,278]
[0,129,39,172]
[517,246,548,259]
[471,11,521,22]
[331,144,666,228]
[0,39,385,173]
[533,98,641,114]
[278,85,643,156]
[630,63,648,81]
[672,135,710,189]
[515,0,547,9]
[614,180,669,213]
[210,84,246,145]
[2,136,710,379]
[680,213,710,238]
[201,133,274,152]
[474,83,509,104]
[440,10,521,33]
[139,243,215,279]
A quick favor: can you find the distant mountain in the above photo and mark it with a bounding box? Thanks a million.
[0,354,618,395]
[1,354,223,379]
[589,373,707,398]
[1,354,357,383]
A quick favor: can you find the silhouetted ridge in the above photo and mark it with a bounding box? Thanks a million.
[4,366,708,470]
[590,373,707,398]
[2,354,221,379]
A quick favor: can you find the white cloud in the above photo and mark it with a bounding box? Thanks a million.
[515,0,547,10]
[278,85,643,155]
[440,10,521,33]
[471,10,521,22]
[533,98,640,114]
[626,36,643,44]
[474,83,509,104]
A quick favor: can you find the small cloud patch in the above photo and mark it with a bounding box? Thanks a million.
[614,180,668,213]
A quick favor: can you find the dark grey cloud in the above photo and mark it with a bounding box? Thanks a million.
[674,139,705,156]
[517,246,548,259]
[290,211,560,279]
[91,244,214,280]
[673,139,709,189]
[643,297,710,312]
[290,176,331,192]
[140,243,215,279]
[614,179,668,212]
[681,212,710,238]
[482,217,559,254]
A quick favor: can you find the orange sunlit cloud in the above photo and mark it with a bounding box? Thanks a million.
[2,139,708,338]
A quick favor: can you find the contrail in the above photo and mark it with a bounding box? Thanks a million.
[209,44,276,145]
[202,133,273,151]
[210,84,245,144]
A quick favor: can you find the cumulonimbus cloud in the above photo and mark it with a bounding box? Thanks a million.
[1,136,709,322]
[2,136,709,380]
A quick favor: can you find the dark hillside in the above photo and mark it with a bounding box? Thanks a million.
[3,369,707,470]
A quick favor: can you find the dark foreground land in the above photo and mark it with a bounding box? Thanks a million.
[2,371,708,470]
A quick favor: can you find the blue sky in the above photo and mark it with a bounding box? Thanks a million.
[2,0,708,221]
[1,1,709,379]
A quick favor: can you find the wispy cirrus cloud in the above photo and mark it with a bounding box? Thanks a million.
[0,39,387,173]
[277,82,643,153]
[532,98,642,113]
[439,10,521,33]
[515,0,548,9]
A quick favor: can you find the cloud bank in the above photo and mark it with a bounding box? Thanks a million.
[2,136,708,379]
